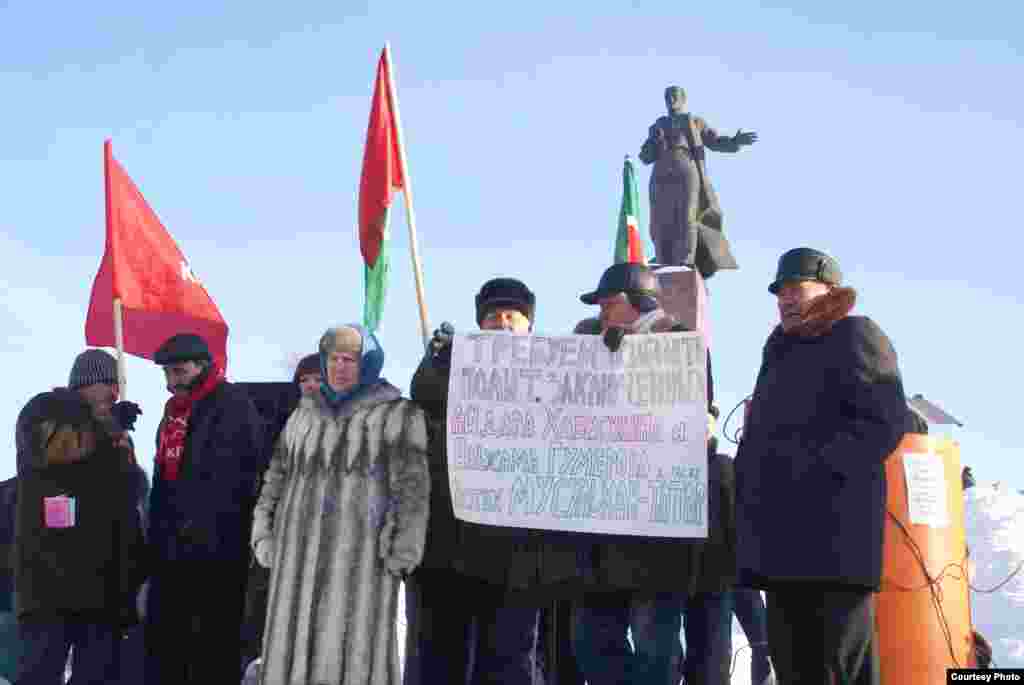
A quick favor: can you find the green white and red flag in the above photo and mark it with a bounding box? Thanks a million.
[614,156,646,264]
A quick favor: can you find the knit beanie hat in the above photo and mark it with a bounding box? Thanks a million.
[292,353,321,384]
[69,349,118,390]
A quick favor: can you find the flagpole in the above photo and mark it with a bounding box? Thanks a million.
[104,140,128,400]
[383,42,431,348]
[113,298,127,399]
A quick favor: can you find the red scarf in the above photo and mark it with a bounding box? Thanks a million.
[156,364,225,481]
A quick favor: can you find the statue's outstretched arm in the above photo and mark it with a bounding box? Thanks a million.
[703,124,757,153]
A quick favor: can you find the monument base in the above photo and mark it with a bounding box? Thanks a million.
[655,267,711,349]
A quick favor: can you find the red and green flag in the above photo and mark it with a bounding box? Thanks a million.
[358,48,405,332]
[614,156,646,264]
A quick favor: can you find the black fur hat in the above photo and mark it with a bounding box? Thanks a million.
[475,278,536,326]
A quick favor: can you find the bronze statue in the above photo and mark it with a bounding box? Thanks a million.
[640,86,756,278]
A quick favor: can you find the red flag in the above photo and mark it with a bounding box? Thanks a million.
[85,140,228,365]
[358,48,404,267]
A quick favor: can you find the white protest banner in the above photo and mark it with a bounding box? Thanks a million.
[446,331,707,538]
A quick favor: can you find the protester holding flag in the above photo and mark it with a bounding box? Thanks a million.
[251,325,430,685]
[571,262,710,685]
[13,349,147,685]
[735,248,907,685]
[144,334,266,685]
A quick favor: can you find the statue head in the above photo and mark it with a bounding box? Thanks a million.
[664,86,687,115]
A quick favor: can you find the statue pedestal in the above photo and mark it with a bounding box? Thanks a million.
[655,267,712,349]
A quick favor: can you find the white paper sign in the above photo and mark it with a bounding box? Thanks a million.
[446,331,708,538]
[902,452,949,527]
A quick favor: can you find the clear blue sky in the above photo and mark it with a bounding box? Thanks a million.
[2,1,1022,488]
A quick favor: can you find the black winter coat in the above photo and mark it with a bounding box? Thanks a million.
[576,313,706,595]
[148,381,266,565]
[735,313,906,591]
[13,390,147,621]
[693,447,736,594]
[410,352,581,595]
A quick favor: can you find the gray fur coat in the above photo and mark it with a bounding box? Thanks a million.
[251,383,430,684]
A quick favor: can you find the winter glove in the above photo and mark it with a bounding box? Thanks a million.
[384,556,415,579]
[111,401,142,432]
[427,321,455,369]
[254,538,275,569]
[603,326,626,352]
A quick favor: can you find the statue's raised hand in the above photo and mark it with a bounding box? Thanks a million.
[733,129,758,147]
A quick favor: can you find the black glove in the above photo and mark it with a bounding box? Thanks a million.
[111,401,143,432]
[603,327,626,352]
[428,322,455,369]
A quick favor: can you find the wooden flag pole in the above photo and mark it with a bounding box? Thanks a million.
[383,42,431,349]
[113,297,127,399]
[105,142,128,400]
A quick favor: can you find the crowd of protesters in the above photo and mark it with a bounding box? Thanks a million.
[7,246,917,684]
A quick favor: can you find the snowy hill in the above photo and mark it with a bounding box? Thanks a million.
[964,484,1024,667]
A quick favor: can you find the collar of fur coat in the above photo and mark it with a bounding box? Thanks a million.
[304,380,401,419]
[775,286,857,339]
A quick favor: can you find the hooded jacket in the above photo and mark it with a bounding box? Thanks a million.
[13,390,147,621]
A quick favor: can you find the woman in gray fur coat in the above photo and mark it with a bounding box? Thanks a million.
[251,325,430,684]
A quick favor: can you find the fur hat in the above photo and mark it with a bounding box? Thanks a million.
[292,353,321,384]
[475,278,536,326]
[68,349,118,390]
[319,326,363,357]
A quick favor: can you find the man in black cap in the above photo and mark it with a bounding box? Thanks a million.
[13,349,146,685]
[144,334,266,685]
[408,277,555,685]
[735,248,907,685]
[571,262,710,685]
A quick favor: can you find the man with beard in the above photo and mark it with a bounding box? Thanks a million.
[144,334,266,684]
[13,349,146,684]
[407,277,556,685]
[571,263,710,685]
[735,248,907,685]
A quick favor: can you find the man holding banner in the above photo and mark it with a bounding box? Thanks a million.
[409,277,552,685]
[568,262,711,685]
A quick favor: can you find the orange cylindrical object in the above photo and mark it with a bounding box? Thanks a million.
[876,434,973,682]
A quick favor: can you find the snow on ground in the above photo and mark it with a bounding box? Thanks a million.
[964,484,1024,667]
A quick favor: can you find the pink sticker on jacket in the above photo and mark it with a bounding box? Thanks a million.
[43,495,75,528]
